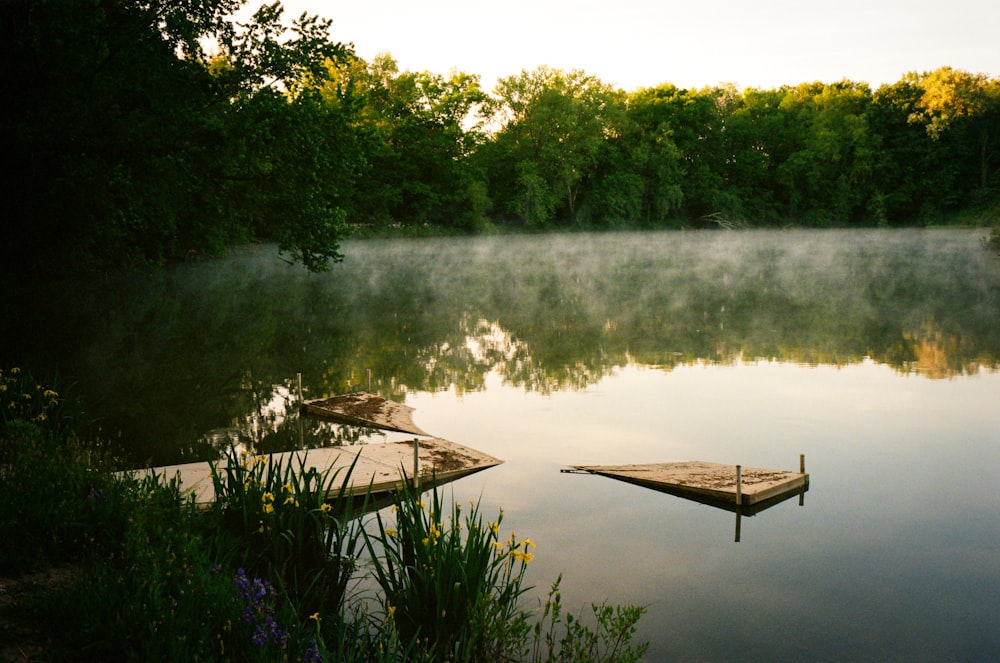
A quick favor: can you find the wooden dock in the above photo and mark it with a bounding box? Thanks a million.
[563,459,809,514]
[300,392,431,436]
[131,438,503,507]
[564,458,809,541]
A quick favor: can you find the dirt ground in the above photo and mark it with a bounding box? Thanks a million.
[0,566,80,662]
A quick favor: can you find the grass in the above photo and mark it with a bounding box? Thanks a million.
[0,366,648,662]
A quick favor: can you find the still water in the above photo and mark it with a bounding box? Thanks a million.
[5,229,1000,660]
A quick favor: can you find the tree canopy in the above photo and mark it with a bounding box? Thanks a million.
[3,0,998,277]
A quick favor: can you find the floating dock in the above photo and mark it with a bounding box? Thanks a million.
[563,459,809,514]
[563,458,809,542]
[131,437,503,507]
[300,392,431,437]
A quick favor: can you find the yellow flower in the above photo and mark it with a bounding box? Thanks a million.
[320,503,332,513]
[263,503,274,514]
[262,492,275,504]
[386,528,397,538]
[309,612,321,622]
[43,389,58,398]
[283,496,296,506]
[520,538,535,550]
[281,483,293,493]
[489,522,500,536]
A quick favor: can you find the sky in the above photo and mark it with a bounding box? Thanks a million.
[271,0,998,92]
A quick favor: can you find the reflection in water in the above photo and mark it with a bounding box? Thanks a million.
[1,229,998,466]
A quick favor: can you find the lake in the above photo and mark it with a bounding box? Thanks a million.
[4,229,999,660]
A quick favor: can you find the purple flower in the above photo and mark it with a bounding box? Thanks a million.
[303,640,323,663]
[233,568,286,649]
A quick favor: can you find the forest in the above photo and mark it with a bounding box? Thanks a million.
[3,0,999,275]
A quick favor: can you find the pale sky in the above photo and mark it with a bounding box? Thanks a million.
[272,0,998,92]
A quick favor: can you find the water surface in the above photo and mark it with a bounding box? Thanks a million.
[4,229,999,660]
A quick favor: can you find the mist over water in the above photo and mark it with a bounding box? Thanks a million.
[4,228,999,659]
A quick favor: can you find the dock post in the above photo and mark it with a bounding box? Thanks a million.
[367,369,372,392]
[799,454,807,506]
[297,373,304,448]
[735,465,742,506]
[413,437,420,490]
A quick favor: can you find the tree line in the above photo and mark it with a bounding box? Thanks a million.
[4,0,998,274]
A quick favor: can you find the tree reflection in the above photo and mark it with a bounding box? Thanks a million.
[4,231,998,466]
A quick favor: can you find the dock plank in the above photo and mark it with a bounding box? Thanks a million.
[129,438,502,506]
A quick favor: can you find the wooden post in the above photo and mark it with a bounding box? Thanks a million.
[734,512,742,543]
[799,454,806,506]
[735,465,742,506]
[296,373,304,448]
[412,438,419,488]
[367,368,372,392]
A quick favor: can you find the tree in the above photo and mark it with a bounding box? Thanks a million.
[316,53,488,228]
[1,0,357,275]
[484,67,620,226]
[625,85,733,222]
[908,67,1000,196]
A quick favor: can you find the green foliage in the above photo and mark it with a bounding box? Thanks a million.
[530,576,649,663]
[0,0,357,275]
[484,67,623,226]
[316,53,489,228]
[365,479,535,662]
[208,446,367,618]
